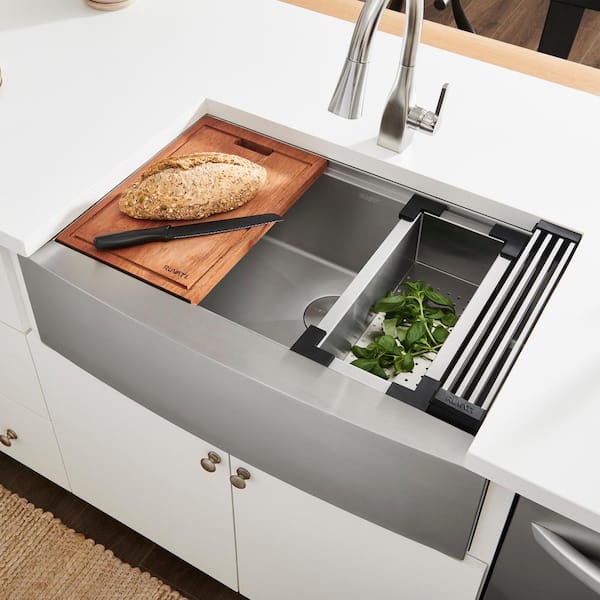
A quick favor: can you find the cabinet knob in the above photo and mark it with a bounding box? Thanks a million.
[230,467,251,489]
[200,451,222,473]
[0,429,18,447]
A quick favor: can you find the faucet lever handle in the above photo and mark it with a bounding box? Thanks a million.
[434,82,449,117]
[408,82,449,133]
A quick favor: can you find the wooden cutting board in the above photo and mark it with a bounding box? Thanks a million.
[57,116,327,303]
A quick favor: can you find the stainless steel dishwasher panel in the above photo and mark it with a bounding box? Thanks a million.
[485,496,600,599]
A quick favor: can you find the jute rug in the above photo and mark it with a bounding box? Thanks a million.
[0,484,185,599]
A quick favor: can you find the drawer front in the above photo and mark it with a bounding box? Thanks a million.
[0,324,47,417]
[0,391,69,489]
[0,249,27,331]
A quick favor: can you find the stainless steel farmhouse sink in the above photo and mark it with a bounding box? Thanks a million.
[18,124,581,561]
[201,165,410,347]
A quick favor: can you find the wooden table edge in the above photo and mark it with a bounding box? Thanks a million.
[280,0,600,96]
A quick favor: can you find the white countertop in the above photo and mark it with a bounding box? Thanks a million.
[2,0,600,532]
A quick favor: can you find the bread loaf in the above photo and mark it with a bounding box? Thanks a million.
[119,152,267,220]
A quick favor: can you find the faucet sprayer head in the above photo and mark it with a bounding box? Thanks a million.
[328,59,370,119]
[328,0,390,119]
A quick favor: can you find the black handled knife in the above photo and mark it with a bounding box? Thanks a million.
[94,213,283,250]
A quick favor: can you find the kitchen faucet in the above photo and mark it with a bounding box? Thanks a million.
[328,0,448,152]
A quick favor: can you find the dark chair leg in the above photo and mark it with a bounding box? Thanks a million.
[451,0,475,33]
[538,0,585,59]
[433,0,475,34]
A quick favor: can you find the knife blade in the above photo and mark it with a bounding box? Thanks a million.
[93,213,283,250]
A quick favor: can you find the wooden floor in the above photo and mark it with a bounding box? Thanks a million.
[0,451,245,600]
[421,0,600,68]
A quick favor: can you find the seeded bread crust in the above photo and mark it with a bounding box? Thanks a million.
[119,152,267,220]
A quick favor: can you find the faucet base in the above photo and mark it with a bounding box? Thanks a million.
[377,65,414,152]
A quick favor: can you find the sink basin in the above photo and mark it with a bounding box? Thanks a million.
[200,165,412,346]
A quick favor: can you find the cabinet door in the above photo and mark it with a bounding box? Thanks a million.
[30,335,238,590]
[231,458,486,600]
[0,324,47,417]
[0,249,27,331]
[0,390,69,488]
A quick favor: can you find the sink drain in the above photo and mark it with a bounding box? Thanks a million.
[303,296,340,329]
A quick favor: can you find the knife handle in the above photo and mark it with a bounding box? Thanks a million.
[94,226,171,250]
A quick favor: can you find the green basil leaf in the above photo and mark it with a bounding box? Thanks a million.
[403,280,427,293]
[351,358,379,372]
[412,342,431,353]
[424,289,455,307]
[400,352,415,372]
[394,353,414,373]
[379,354,395,368]
[351,345,375,359]
[405,320,426,348]
[423,308,444,320]
[373,295,406,314]
[395,327,407,342]
[440,312,458,327]
[393,355,402,375]
[432,326,450,344]
[376,335,396,353]
[362,341,383,357]
[382,318,397,338]
[372,364,390,380]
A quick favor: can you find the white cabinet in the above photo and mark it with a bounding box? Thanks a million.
[0,323,47,416]
[0,250,46,416]
[231,458,487,600]
[0,390,69,488]
[29,336,238,591]
[0,279,66,486]
[0,248,27,331]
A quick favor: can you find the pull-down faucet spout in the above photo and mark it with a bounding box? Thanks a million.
[328,0,448,153]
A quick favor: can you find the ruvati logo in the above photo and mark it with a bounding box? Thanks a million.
[163,265,188,279]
